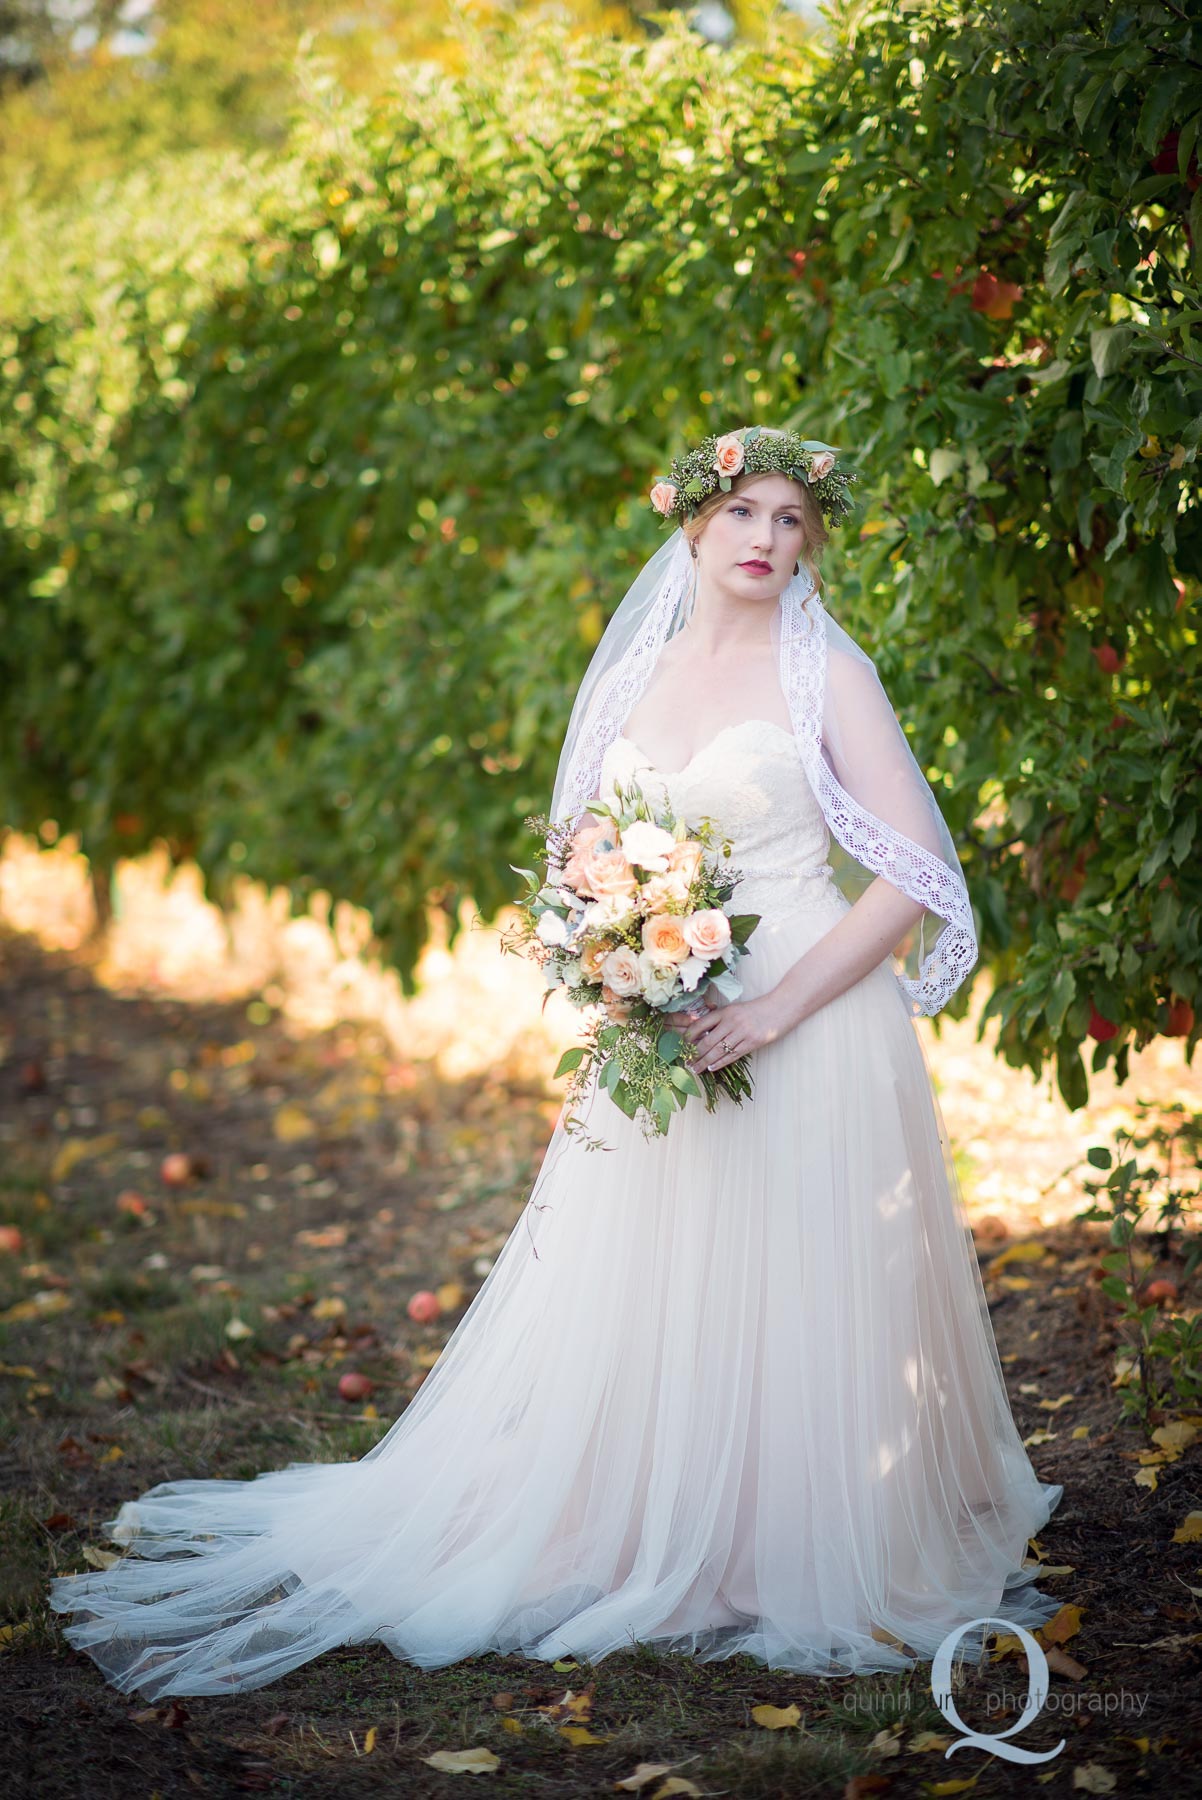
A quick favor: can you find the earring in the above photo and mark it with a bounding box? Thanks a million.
[793,560,800,575]
[690,542,698,561]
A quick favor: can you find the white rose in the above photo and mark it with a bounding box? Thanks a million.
[583,893,637,931]
[536,911,569,947]
[620,819,677,872]
[637,948,680,1008]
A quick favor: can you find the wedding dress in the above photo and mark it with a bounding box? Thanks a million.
[47,714,1063,1698]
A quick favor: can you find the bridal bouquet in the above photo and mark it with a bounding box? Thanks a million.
[503,770,761,1145]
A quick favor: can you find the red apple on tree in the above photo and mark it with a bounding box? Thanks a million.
[1165,996,1195,1038]
[1093,643,1125,674]
[1087,1003,1119,1042]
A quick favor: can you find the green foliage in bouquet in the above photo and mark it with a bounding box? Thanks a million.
[504,772,761,1146]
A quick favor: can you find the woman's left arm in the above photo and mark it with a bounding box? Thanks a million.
[681,878,924,1070]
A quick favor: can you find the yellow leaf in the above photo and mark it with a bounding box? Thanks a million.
[1023,1429,1057,1447]
[871,1726,903,1756]
[420,1746,501,1773]
[1137,436,1161,458]
[1172,1510,1202,1543]
[273,1104,316,1142]
[499,1717,524,1735]
[1037,1395,1077,1411]
[1134,1466,1159,1491]
[1072,1762,1117,1792]
[922,1775,982,1795]
[363,1726,377,1754]
[98,1444,124,1463]
[1169,443,1186,469]
[0,1290,72,1325]
[82,1544,122,1569]
[614,1763,675,1791]
[1072,1426,1091,1440]
[1039,1604,1084,1646]
[647,1782,703,1799]
[559,1725,608,1745]
[908,1730,952,1752]
[999,1275,1033,1291]
[991,1241,1048,1268]
[1152,1422,1197,1455]
[51,1134,121,1183]
[311,1296,346,1320]
[750,1702,801,1729]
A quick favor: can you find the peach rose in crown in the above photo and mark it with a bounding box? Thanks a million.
[649,481,678,517]
[713,432,746,478]
[807,449,836,481]
[682,908,732,960]
[641,912,692,966]
[579,843,638,900]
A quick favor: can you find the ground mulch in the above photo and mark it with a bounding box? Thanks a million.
[3,919,1201,1800]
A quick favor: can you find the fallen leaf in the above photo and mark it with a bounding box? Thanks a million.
[614,1763,677,1791]
[1172,1511,1202,1543]
[420,1746,500,1773]
[1072,1764,1117,1793]
[751,1702,801,1728]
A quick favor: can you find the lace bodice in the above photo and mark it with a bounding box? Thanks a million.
[599,717,844,924]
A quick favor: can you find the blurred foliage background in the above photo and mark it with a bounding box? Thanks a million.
[0,0,1198,1105]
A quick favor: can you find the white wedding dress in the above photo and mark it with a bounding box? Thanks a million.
[48,718,1063,1697]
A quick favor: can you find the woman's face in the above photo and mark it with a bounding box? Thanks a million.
[694,473,809,600]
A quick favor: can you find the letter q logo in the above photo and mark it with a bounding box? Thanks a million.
[930,1616,1065,1765]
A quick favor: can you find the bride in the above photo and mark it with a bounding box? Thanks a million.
[48,424,1063,1698]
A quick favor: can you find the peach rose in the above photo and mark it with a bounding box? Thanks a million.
[682,908,732,959]
[649,480,678,516]
[666,838,703,884]
[561,819,614,893]
[713,432,746,478]
[580,939,609,982]
[580,844,638,899]
[641,912,692,965]
[807,449,836,481]
[601,945,642,996]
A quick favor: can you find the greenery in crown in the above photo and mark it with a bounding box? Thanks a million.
[649,426,859,530]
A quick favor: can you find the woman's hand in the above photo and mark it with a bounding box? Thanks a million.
[678,987,797,1074]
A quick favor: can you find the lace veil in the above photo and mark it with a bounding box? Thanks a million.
[549,527,977,1016]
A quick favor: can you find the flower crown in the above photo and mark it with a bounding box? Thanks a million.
[649,426,859,530]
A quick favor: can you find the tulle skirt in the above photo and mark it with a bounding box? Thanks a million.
[47,878,1063,1697]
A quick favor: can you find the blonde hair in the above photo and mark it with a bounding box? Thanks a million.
[680,467,829,598]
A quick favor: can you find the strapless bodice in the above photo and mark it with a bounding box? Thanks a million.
[599,718,843,923]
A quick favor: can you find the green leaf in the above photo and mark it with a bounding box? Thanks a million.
[554,1045,586,1078]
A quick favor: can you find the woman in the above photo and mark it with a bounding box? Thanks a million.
[48,425,1062,1698]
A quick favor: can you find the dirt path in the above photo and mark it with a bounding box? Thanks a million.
[2,886,1201,1796]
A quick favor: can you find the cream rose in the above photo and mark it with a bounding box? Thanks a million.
[620,818,676,872]
[682,907,732,960]
[649,480,678,516]
[581,844,638,899]
[807,449,836,481]
[640,868,692,908]
[601,944,642,996]
[713,432,746,478]
[637,950,680,1007]
[642,912,692,965]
